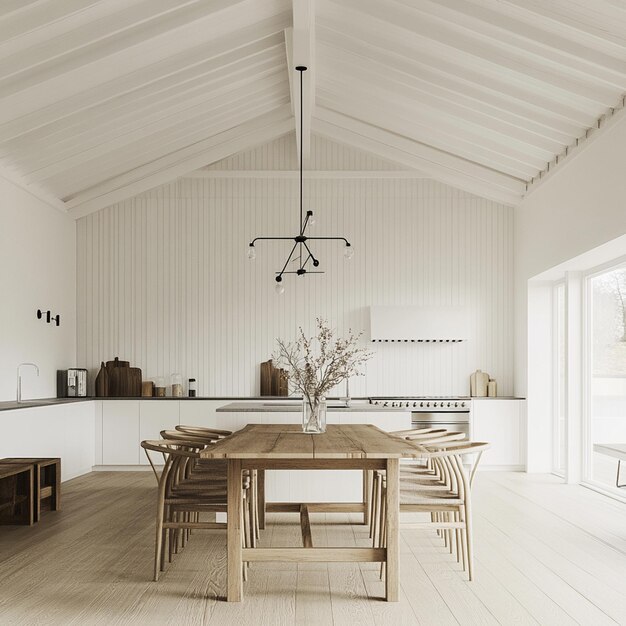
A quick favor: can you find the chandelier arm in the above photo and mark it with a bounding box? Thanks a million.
[250,237,296,244]
[306,237,351,245]
[276,242,299,279]
[302,241,317,263]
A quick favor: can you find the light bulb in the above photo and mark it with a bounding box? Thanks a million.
[275,281,285,295]
[344,244,354,260]
[247,245,256,260]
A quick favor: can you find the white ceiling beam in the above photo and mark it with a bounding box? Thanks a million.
[65,106,294,218]
[0,0,288,121]
[0,36,284,156]
[186,169,425,179]
[394,0,626,88]
[320,0,616,109]
[26,75,288,181]
[314,108,525,204]
[47,92,290,198]
[0,0,239,82]
[0,1,41,21]
[317,90,541,179]
[0,0,129,53]
[317,44,575,148]
[286,0,315,164]
[6,54,284,168]
[317,77,553,162]
[0,19,289,144]
[317,53,565,155]
[497,0,626,55]
[317,22,596,129]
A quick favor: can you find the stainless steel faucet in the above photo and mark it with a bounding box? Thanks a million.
[17,362,39,403]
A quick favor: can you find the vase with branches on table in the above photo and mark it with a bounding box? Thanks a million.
[275,319,372,433]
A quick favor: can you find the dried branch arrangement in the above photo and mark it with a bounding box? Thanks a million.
[274,318,372,411]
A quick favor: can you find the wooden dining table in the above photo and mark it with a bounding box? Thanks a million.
[200,423,420,602]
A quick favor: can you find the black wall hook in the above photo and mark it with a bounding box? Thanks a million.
[37,309,60,326]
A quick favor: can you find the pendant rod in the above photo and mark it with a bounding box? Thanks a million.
[297,66,306,236]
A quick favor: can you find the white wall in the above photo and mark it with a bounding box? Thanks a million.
[0,177,76,401]
[76,134,514,397]
[515,112,626,471]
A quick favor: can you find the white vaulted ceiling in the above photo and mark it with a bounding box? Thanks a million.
[0,0,625,217]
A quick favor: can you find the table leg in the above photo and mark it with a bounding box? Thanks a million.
[257,469,266,530]
[385,458,399,602]
[362,469,370,525]
[227,459,243,602]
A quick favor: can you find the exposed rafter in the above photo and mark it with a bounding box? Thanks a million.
[314,107,526,205]
[285,0,314,164]
[66,105,294,219]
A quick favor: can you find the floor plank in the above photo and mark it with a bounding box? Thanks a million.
[0,472,625,625]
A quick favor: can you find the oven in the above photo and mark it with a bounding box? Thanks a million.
[369,397,471,438]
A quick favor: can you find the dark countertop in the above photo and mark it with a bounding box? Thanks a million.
[0,395,525,412]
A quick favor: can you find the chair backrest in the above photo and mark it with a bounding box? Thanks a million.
[160,429,220,444]
[390,427,445,438]
[419,441,490,488]
[176,424,232,437]
[141,439,204,484]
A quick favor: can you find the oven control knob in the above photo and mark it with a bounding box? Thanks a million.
[426,402,430,407]
[454,402,458,407]
[383,402,388,407]
[447,402,451,407]
[461,402,466,408]
[413,401,417,407]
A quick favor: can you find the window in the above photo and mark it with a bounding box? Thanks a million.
[553,282,566,476]
[585,263,626,491]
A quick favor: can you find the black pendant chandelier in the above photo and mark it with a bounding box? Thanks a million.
[247,66,353,294]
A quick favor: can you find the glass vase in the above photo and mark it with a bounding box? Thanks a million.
[302,396,327,434]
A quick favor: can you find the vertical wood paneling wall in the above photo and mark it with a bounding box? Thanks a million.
[77,135,514,397]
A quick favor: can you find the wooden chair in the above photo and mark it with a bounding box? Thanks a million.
[369,430,466,539]
[376,441,490,581]
[0,463,34,526]
[141,439,254,583]
[0,458,60,522]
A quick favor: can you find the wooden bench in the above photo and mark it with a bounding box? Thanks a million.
[593,444,626,488]
[0,464,34,526]
[0,458,60,521]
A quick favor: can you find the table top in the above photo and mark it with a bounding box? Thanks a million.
[593,443,626,459]
[199,423,420,460]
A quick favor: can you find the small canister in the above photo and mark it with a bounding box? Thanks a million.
[188,378,197,397]
[487,379,497,397]
[154,377,166,397]
[171,373,183,398]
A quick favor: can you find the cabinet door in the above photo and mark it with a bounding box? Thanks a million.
[139,402,180,465]
[102,401,140,465]
[471,400,524,467]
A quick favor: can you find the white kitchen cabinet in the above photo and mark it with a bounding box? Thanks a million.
[471,399,526,469]
[102,401,140,465]
[138,402,180,465]
[0,402,95,481]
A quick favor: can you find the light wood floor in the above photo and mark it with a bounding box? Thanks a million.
[1,471,626,625]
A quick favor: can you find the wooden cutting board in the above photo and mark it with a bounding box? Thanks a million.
[128,368,142,397]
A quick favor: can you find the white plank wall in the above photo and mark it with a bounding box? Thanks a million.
[76,134,513,397]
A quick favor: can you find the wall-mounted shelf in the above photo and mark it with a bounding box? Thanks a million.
[371,339,464,343]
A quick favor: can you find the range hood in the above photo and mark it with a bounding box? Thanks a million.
[369,306,468,343]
